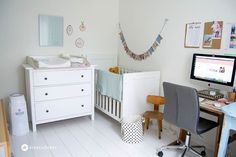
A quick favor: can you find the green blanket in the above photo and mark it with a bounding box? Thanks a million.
[96,70,122,101]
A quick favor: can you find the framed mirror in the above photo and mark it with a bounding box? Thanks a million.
[39,15,64,47]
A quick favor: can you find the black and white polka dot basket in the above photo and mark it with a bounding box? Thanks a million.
[121,115,144,144]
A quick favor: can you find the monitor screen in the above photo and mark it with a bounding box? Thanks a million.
[190,53,236,86]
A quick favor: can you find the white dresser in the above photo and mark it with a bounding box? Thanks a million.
[23,65,95,131]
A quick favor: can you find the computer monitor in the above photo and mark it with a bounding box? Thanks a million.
[190,53,236,87]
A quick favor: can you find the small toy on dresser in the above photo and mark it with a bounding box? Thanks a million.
[109,66,119,74]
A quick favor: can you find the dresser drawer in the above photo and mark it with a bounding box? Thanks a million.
[34,84,91,101]
[33,70,91,86]
[35,97,91,121]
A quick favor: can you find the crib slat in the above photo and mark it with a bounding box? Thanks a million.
[118,102,121,118]
[96,91,99,106]
[95,91,122,122]
[116,101,119,117]
[102,95,104,109]
[111,98,113,114]
[113,99,116,116]
[108,97,110,112]
[104,96,107,111]
[115,101,117,116]
[99,92,101,108]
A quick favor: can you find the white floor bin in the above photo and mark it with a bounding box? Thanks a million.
[9,94,29,136]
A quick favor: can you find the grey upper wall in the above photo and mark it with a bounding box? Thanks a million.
[0,0,119,98]
[118,0,236,94]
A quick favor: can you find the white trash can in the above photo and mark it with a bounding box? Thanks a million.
[9,94,29,136]
[121,115,144,144]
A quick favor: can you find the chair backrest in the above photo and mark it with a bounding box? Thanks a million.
[163,82,200,134]
[147,95,165,105]
[147,95,165,111]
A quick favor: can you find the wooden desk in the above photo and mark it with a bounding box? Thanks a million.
[0,99,11,157]
[179,100,224,157]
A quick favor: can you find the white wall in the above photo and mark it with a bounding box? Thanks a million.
[0,0,119,98]
[119,0,236,155]
[119,0,236,88]
[1,0,236,155]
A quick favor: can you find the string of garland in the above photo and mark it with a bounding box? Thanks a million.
[119,19,168,61]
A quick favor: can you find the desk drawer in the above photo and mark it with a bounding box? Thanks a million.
[34,84,91,101]
[33,70,91,86]
[35,97,91,121]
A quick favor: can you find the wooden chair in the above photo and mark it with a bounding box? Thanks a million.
[143,95,165,139]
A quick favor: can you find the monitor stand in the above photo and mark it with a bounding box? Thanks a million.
[198,88,224,100]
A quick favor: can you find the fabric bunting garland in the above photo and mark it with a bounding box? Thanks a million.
[119,19,168,61]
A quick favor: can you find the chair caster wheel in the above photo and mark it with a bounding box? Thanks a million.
[201,150,206,156]
[157,151,163,157]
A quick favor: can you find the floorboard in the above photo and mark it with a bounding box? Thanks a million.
[10,110,213,157]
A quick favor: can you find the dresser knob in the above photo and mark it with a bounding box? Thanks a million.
[81,105,84,107]
[81,75,84,78]
[46,110,49,113]
[45,93,48,96]
[44,77,47,80]
[81,89,84,92]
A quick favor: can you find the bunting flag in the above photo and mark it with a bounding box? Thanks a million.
[119,19,168,61]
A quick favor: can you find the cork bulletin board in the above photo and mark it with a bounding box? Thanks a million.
[202,21,223,49]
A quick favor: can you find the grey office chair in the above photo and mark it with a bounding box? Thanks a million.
[157,82,218,157]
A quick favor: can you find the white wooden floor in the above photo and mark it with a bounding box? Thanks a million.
[10,110,212,157]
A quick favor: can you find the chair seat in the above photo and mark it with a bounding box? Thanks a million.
[143,111,163,119]
[197,117,219,134]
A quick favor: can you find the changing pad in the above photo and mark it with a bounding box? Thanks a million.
[27,56,71,69]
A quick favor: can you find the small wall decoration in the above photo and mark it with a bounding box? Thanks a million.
[119,19,168,61]
[203,21,223,49]
[79,21,86,32]
[184,22,201,48]
[75,37,85,48]
[66,25,73,36]
[225,23,236,49]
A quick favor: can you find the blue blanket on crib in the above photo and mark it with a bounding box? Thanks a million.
[96,70,122,101]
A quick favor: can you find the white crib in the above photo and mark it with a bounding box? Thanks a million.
[95,67,160,122]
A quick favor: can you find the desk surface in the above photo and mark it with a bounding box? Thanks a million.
[200,99,224,116]
[221,102,236,117]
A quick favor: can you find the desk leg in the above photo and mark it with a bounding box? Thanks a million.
[179,129,187,142]
[214,115,224,157]
[217,117,230,157]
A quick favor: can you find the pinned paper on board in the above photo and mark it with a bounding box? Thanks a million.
[184,22,201,48]
[225,23,236,49]
[202,21,223,49]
